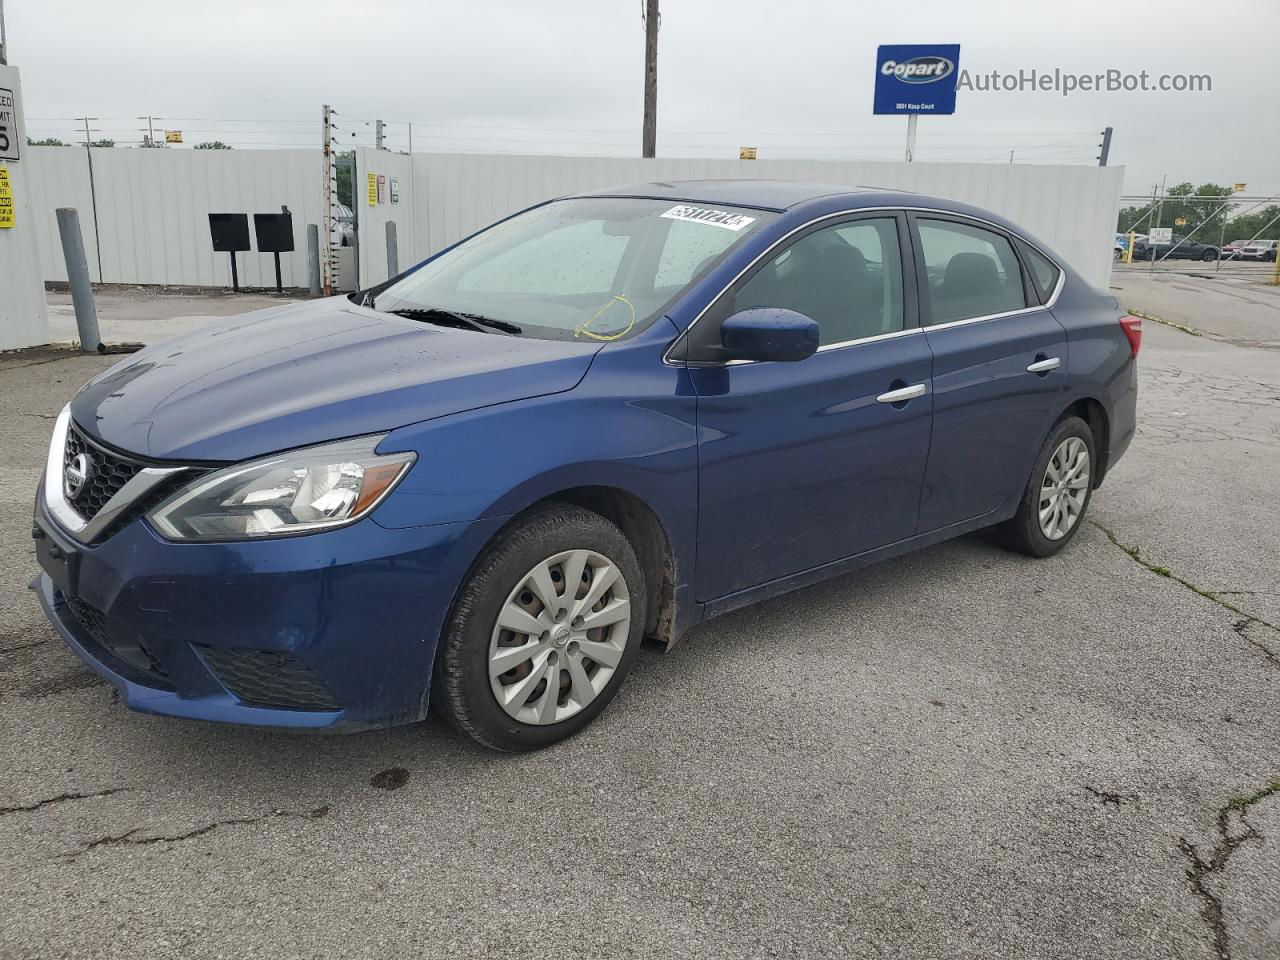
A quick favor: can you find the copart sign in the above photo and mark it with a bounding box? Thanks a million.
[873,44,961,116]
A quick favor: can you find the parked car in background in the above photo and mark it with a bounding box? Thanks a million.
[1221,239,1247,259]
[1132,234,1219,262]
[1114,234,1129,260]
[1239,239,1278,261]
[33,181,1140,751]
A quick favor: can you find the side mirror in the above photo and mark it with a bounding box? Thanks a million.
[720,308,819,363]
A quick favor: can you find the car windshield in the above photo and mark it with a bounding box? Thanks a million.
[371,197,776,341]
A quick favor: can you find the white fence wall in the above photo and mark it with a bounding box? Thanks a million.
[26,147,323,288]
[356,151,1124,291]
[24,146,1123,294]
[25,146,98,283]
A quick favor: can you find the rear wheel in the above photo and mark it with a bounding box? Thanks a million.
[432,504,646,752]
[1202,248,1217,262]
[998,416,1095,558]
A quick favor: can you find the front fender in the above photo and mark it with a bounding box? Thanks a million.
[370,339,700,612]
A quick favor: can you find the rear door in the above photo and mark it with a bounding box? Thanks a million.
[686,212,933,601]
[908,213,1068,532]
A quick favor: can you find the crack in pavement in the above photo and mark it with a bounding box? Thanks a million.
[0,640,47,655]
[1089,520,1280,669]
[0,787,129,816]
[61,805,330,859]
[1084,786,1137,806]
[1178,778,1280,960]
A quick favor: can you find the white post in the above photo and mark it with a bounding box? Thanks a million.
[0,62,51,349]
[905,113,918,163]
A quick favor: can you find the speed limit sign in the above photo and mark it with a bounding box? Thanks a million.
[0,87,19,161]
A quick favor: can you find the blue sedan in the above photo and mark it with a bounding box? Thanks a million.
[33,181,1139,750]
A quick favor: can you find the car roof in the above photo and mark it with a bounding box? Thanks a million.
[575,179,901,212]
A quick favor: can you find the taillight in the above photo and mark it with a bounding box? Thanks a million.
[1119,314,1142,357]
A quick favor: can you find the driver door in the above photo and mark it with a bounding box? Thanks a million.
[682,213,934,601]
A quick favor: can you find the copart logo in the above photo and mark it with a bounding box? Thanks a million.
[881,56,955,84]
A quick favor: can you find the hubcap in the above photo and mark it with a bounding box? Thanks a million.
[488,549,631,726]
[1039,436,1090,540]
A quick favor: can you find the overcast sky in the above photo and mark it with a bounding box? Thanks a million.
[8,0,1278,197]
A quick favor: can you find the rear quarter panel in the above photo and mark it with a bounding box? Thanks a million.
[1049,271,1138,476]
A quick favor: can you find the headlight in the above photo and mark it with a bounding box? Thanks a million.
[148,435,415,541]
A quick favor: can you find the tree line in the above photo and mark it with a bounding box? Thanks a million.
[1117,182,1279,242]
[26,137,233,149]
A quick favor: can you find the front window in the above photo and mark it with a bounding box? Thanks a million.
[372,198,776,341]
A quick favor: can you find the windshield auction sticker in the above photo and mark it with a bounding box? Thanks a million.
[660,205,756,231]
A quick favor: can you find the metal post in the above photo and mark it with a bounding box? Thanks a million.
[0,0,8,65]
[321,104,334,296]
[641,0,658,158]
[228,252,239,292]
[307,223,322,297]
[80,117,105,280]
[375,119,384,151]
[905,113,918,162]
[385,220,398,279]
[272,251,283,293]
[408,122,412,155]
[55,208,102,353]
[1098,126,1113,166]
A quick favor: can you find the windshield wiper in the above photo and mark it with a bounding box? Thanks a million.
[387,306,522,336]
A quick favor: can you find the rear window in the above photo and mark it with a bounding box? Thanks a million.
[916,219,1028,325]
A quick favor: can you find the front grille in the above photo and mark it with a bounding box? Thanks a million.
[63,424,145,522]
[63,595,175,690]
[195,646,342,712]
[61,422,206,540]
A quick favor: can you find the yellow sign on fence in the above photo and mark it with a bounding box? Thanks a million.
[164,130,183,143]
[0,165,15,229]
[739,146,757,160]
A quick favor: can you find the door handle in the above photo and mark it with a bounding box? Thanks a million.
[876,383,928,404]
[1026,357,1062,373]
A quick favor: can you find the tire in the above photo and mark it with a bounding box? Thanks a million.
[997,415,1096,558]
[431,504,646,752]
[1201,248,1217,262]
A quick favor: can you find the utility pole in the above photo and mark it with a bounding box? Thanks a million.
[321,104,335,296]
[641,0,658,158]
[375,119,384,151]
[0,0,9,65]
[1098,126,1113,166]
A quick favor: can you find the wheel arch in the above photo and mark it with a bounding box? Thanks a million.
[1058,395,1111,486]
[466,483,681,649]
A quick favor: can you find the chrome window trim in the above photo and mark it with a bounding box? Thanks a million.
[43,405,188,544]
[663,205,1065,367]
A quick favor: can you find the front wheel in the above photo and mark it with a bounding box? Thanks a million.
[997,416,1095,557]
[1202,248,1217,262]
[431,504,646,752]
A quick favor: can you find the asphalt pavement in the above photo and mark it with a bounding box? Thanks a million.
[1,288,1277,958]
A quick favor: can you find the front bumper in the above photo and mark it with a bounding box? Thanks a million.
[32,485,504,731]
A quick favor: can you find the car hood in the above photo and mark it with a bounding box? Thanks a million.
[70,299,601,462]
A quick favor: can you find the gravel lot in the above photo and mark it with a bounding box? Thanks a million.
[1,287,1277,959]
